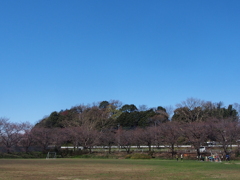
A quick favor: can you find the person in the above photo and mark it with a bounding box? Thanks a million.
[180,154,183,161]
[226,154,230,161]
[176,154,178,161]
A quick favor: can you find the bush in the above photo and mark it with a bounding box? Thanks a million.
[0,152,46,159]
[0,153,21,158]
[125,154,132,159]
[125,153,152,159]
[148,151,154,157]
[71,154,91,158]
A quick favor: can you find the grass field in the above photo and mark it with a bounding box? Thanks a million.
[0,158,240,180]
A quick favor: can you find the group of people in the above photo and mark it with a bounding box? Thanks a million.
[207,154,230,162]
[175,154,183,161]
[175,154,230,162]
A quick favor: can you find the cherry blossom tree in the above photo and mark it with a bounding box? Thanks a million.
[181,122,209,159]
[158,122,181,158]
[117,129,135,153]
[0,118,26,153]
[138,127,155,152]
[18,122,35,153]
[31,127,54,153]
[98,128,116,153]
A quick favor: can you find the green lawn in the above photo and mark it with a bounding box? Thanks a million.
[0,158,239,180]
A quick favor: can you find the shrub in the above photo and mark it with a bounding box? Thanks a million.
[125,153,151,159]
[71,154,92,158]
[0,152,47,159]
[125,154,132,159]
[0,153,21,158]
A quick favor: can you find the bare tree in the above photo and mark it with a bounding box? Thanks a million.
[98,128,116,153]
[74,105,113,131]
[173,98,205,122]
[117,129,135,153]
[50,128,67,152]
[18,122,35,153]
[151,108,169,124]
[138,127,155,152]
[164,105,174,120]
[181,122,209,159]
[212,119,239,156]
[0,118,26,153]
[138,105,148,111]
[233,103,240,121]
[176,98,204,110]
[109,100,122,109]
[77,125,99,153]
[31,127,53,153]
[158,122,181,158]
[133,127,144,149]
[64,127,81,151]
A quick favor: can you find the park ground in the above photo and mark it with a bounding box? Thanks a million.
[0,158,240,180]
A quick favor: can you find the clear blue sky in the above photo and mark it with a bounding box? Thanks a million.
[1,0,240,124]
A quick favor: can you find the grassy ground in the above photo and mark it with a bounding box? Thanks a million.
[0,158,239,180]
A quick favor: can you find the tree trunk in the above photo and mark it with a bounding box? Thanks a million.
[148,143,151,152]
[171,144,175,159]
[196,149,200,160]
[7,146,11,154]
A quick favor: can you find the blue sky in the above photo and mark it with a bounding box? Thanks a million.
[1,0,240,124]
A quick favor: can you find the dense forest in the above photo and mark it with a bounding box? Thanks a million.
[36,98,239,129]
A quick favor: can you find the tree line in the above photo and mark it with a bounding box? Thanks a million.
[0,117,239,159]
[36,98,239,129]
[0,98,239,158]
